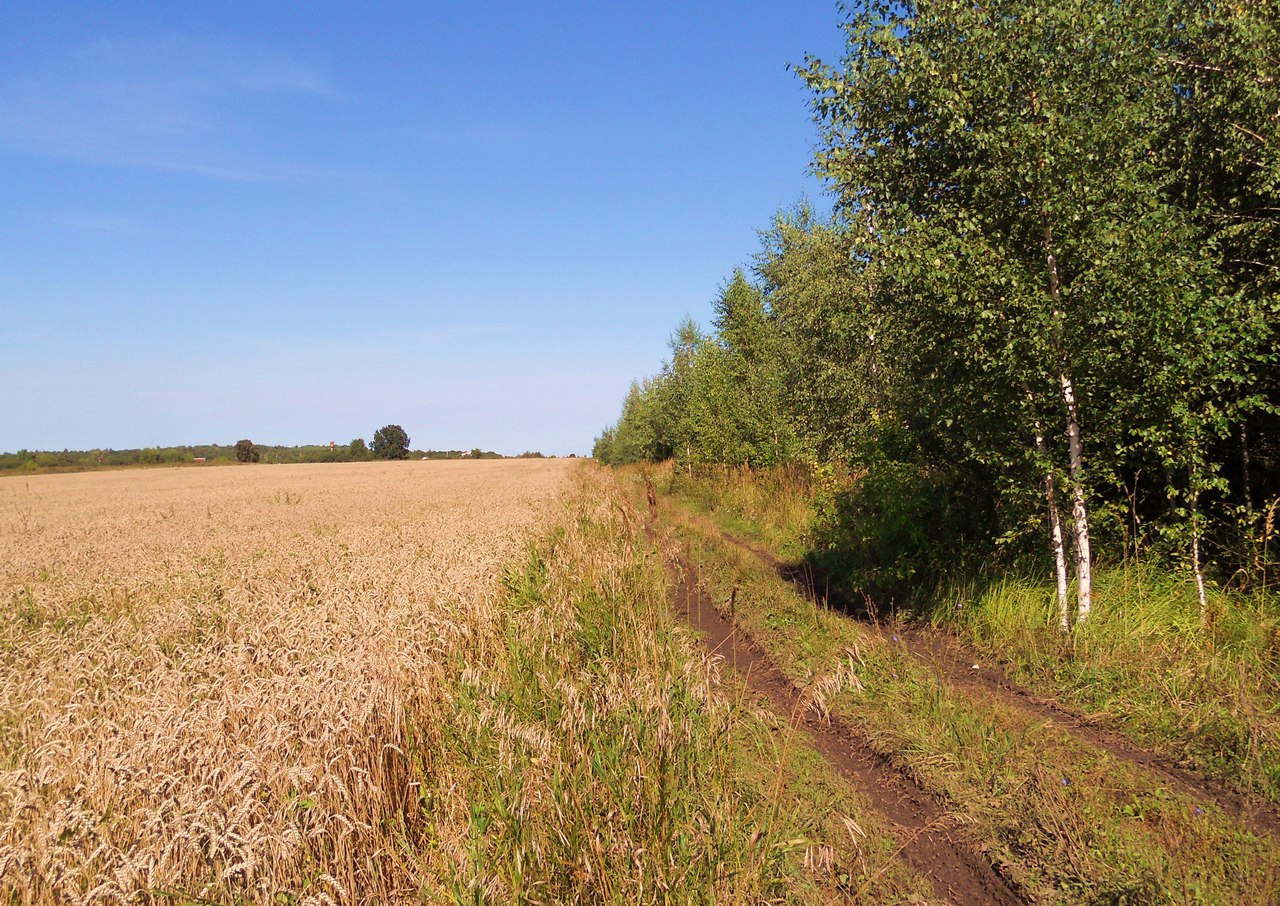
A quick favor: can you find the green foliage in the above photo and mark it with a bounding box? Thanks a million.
[809,457,994,610]
[371,424,410,460]
[757,203,890,463]
[593,377,671,466]
[594,274,803,469]
[347,438,371,461]
[598,0,1280,617]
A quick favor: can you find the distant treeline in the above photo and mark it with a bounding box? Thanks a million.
[0,445,546,473]
[595,1,1279,627]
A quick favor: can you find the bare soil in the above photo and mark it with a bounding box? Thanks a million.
[661,532,1022,905]
[715,526,1280,843]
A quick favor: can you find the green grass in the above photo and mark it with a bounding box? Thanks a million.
[654,461,814,562]
[653,462,1280,804]
[652,480,1280,904]
[945,566,1280,800]
[405,468,927,904]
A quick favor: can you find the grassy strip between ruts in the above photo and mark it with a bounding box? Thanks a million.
[942,568,1280,804]
[654,486,1280,904]
[404,466,930,904]
[655,462,1280,805]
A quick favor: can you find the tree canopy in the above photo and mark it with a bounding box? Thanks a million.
[596,0,1280,627]
[372,425,411,460]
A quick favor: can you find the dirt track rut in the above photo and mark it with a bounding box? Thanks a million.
[663,538,1022,905]
[716,527,1280,844]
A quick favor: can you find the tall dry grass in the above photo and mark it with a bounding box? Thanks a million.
[0,460,570,904]
[406,466,917,903]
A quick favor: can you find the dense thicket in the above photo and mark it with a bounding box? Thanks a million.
[595,0,1279,623]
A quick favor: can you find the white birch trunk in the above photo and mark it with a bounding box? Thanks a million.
[1190,478,1209,622]
[1041,211,1094,625]
[1050,486,1071,631]
[1029,391,1070,630]
[1042,435,1071,631]
[1059,372,1094,623]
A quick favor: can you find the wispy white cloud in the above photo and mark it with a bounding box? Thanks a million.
[0,33,338,180]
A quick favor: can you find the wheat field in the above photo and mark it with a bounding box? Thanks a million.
[0,460,574,904]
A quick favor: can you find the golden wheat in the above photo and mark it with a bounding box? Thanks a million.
[0,460,573,904]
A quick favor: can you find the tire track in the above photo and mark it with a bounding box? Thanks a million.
[713,525,1280,843]
[661,534,1022,905]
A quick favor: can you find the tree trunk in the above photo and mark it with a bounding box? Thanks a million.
[1060,372,1094,623]
[1042,217,1094,624]
[1190,470,1209,622]
[1041,431,1070,630]
[1028,388,1070,630]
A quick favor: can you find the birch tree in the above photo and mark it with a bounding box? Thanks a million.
[797,0,1203,624]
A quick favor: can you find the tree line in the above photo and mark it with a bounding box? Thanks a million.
[595,0,1279,627]
[1,424,513,473]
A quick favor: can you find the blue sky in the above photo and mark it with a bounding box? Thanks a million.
[0,2,842,456]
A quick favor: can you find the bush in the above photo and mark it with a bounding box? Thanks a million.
[807,451,994,613]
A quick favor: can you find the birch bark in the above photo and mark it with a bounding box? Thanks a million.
[1043,220,1094,623]
[1038,419,1071,630]
[1058,371,1094,622]
[1028,387,1070,630]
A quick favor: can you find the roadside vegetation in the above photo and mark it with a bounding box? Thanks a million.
[641,471,1280,902]
[659,462,1280,804]
[1,460,926,903]
[593,3,1280,901]
[414,467,925,903]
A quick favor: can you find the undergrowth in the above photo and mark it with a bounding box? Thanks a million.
[945,567,1280,800]
[645,461,1280,803]
[409,467,924,904]
[664,497,1280,903]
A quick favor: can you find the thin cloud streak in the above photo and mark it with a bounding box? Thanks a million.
[0,33,341,181]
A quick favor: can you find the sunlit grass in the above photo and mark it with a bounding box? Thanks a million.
[661,495,1280,903]
[945,565,1280,799]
